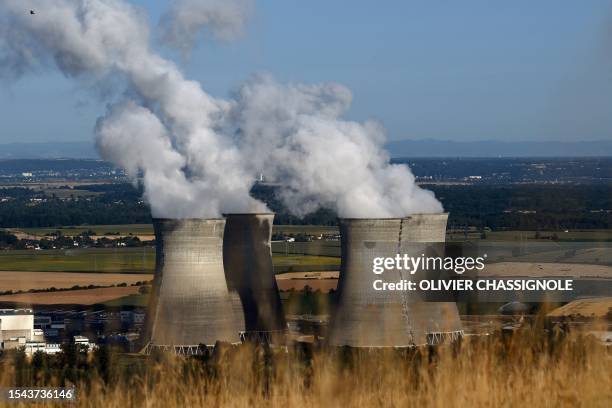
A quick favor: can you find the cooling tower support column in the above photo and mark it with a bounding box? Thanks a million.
[328,218,426,347]
[143,218,244,353]
[223,213,287,343]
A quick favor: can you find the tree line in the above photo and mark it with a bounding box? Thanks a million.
[0,183,609,230]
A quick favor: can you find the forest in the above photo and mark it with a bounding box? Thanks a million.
[0,183,609,230]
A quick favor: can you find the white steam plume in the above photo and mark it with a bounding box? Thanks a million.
[0,0,443,219]
[0,0,267,218]
[160,0,253,52]
[227,76,443,218]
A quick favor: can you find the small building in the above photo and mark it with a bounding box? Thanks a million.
[0,309,43,350]
[23,342,62,355]
[74,335,95,351]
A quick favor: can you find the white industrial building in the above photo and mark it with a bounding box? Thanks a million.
[0,309,42,350]
[1,309,93,355]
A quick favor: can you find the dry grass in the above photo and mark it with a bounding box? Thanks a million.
[0,324,609,407]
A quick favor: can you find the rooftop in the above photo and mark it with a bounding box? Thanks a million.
[0,309,33,316]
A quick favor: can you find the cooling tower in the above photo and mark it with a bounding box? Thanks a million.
[328,218,426,347]
[328,214,462,347]
[144,218,244,353]
[223,213,287,342]
[399,214,463,345]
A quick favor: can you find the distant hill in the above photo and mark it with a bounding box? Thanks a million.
[0,142,98,159]
[386,139,612,158]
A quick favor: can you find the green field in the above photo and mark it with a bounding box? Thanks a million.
[2,224,608,273]
[272,254,339,267]
[0,247,339,273]
[103,293,150,307]
[0,248,154,273]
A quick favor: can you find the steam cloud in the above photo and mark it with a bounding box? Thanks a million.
[226,76,442,217]
[160,0,253,52]
[0,0,443,219]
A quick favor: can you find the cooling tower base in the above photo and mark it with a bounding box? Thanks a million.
[426,330,464,346]
[141,343,207,356]
[239,330,288,345]
[141,341,244,356]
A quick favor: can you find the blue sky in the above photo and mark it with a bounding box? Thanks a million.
[2,0,612,143]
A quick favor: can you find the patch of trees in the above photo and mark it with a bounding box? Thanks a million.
[0,183,609,230]
[0,229,18,248]
[429,185,611,230]
[0,281,149,296]
[0,198,151,227]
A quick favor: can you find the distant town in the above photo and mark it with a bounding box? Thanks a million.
[0,157,610,185]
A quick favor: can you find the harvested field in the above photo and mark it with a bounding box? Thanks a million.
[0,271,152,292]
[478,262,612,278]
[276,271,339,293]
[276,271,339,280]
[0,286,141,305]
[548,297,612,318]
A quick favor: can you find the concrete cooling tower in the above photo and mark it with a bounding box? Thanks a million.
[399,214,463,345]
[328,218,422,347]
[144,218,244,354]
[328,214,463,347]
[223,213,287,343]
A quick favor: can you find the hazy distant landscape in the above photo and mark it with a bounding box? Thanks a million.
[387,139,612,157]
[0,157,609,311]
[0,158,609,230]
[2,140,611,159]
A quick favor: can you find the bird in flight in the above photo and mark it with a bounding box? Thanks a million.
[30,10,35,15]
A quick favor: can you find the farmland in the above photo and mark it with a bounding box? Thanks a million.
[10,224,154,239]
[10,223,612,242]
[0,248,154,273]
[547,297,612,318]
[0,247,338,273]
[276,271,339,293]
[0,286,141,305]
[0,271,152,292]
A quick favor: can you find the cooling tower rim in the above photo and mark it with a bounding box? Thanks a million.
[338,212,448,221]
[151,217,226,221]
[222,212,275,216]
[402,212,449,218]
[337,217,404,222]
